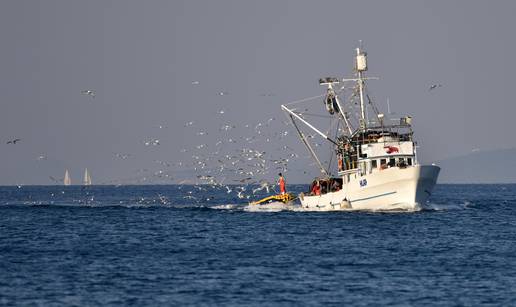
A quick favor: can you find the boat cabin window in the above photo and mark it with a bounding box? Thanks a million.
[407,157,412,166]
[371,160,377,169]
[380,158,386,166]
[389,158,395,167]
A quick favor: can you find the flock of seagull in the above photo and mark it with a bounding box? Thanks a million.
[3,81,444,203]
[167,106,302,201]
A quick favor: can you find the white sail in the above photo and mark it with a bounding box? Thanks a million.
[83,168,92,186]
[64,169,71,186]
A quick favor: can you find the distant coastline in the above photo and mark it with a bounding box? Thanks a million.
[436,148,516,184]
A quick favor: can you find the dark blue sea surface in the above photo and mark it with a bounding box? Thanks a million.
[1,184,516,306]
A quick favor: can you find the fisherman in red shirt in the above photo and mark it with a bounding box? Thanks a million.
[278,173,286,194]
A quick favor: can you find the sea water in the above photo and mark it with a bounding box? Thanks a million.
[1,184,515,306]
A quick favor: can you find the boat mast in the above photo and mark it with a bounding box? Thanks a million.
[356,47,368,130]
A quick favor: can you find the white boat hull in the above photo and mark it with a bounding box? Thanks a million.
[299,165,440,211]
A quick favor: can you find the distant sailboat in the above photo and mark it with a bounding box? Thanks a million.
[83,168,92,186]
[64,169,71,186]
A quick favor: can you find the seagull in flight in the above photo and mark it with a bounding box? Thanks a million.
[6,138,21,144]
[81,90,95,98]
[428,84,442,91]
[144,139,160,146]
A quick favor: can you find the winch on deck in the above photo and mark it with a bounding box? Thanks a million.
[249,193,295,205]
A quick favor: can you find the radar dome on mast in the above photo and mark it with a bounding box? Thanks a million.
[356,48,368,72]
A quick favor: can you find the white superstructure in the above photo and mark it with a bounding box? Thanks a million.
[282,45,439,211]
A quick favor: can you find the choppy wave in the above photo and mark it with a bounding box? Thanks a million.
[423,201,472,211]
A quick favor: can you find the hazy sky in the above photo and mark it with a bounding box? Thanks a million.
[1,0,515,185]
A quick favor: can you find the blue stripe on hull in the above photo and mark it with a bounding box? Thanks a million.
[352,191,397,203]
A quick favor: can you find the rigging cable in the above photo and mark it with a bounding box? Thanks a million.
[283,93,327,107]
[283,112,328,176]
[325,119,340,177]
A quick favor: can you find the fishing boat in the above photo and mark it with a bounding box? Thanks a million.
[83,168,92,186]
[281,44,440,211]
[64,169,71,186]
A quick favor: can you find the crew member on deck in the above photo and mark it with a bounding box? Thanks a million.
[312,180,321,196]
[278,173,286,195]
[338,153,343,171]
[332,180,340,192]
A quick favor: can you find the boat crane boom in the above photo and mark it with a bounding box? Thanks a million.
[287,114,328,176]
[281,105,338,145]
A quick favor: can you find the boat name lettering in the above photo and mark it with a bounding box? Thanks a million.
[360,179,368,187]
